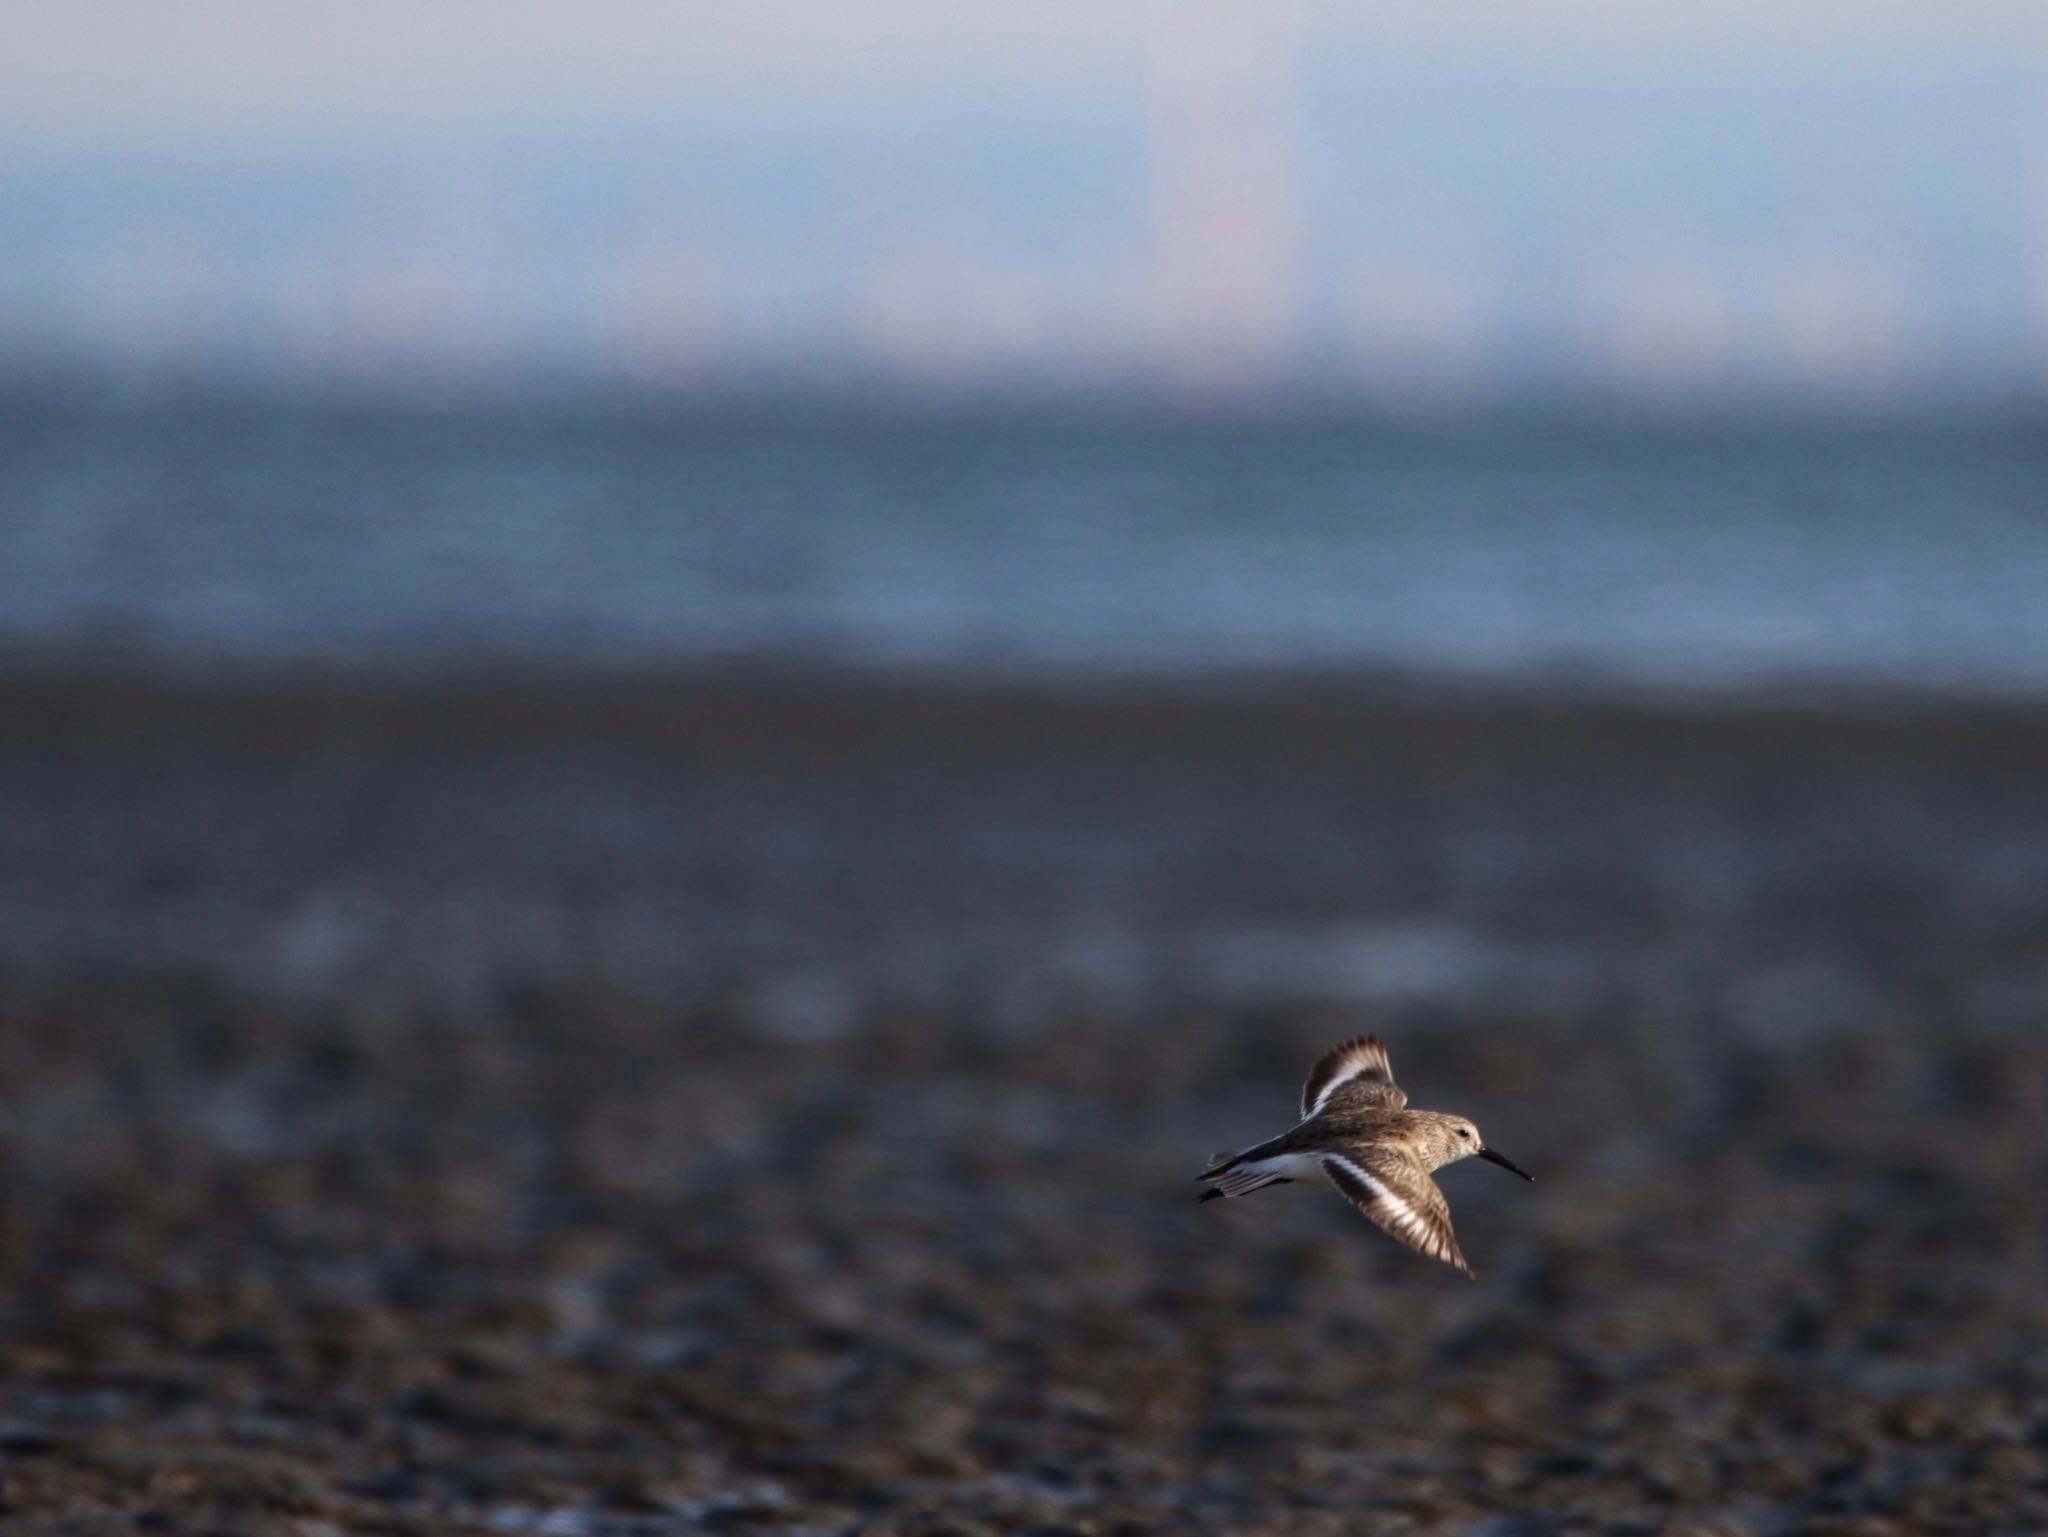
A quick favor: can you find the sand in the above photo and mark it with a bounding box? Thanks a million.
[0,668,2044,1534]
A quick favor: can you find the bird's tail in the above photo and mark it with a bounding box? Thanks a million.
[1196,1139,1295,1203]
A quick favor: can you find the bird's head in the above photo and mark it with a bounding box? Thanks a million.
[1433,1114,1533,1181]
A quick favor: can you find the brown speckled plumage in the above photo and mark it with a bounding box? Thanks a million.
[1198,1034,1533,1278]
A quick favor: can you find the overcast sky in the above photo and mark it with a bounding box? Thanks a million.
[4,3,2038,142]
[3,3,2043,395]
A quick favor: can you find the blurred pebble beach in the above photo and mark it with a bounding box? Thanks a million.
[0,665,2044,1534]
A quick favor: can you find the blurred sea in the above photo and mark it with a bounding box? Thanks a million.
[2,385,2043,695]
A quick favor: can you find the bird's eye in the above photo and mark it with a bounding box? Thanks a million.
[1456,1127,1471,1138]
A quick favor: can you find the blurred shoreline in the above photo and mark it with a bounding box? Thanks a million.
[18,653,2048,737]
[9,659,2048,1018]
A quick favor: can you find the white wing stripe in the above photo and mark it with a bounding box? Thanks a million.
[1324,1153,1423,1239]
[1302,1037,1403,1117]
[1324,1153,1453,1261]
[1309,1070,1358,1116]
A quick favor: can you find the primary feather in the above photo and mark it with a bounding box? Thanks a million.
[1301,1034,1407,1117]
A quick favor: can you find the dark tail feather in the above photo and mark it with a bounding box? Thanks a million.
[1197,1170,1293,1202]
[1197,1148,1246,1179]
[1199,1131,1295,1180]
[1197,1179,1292,1204]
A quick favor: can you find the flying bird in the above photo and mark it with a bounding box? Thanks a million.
[1198,1035,1532,1277]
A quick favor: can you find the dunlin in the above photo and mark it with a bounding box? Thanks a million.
[1198,1035,1532,1277]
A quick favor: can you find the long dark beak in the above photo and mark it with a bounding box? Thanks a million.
[1478,1146,1534,1181]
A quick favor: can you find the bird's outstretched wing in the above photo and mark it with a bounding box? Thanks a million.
[1321,1146,1472,1277]
[1302,1035,1407,1117]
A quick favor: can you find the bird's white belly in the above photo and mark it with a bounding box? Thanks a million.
[1258,1151,1333,1185]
